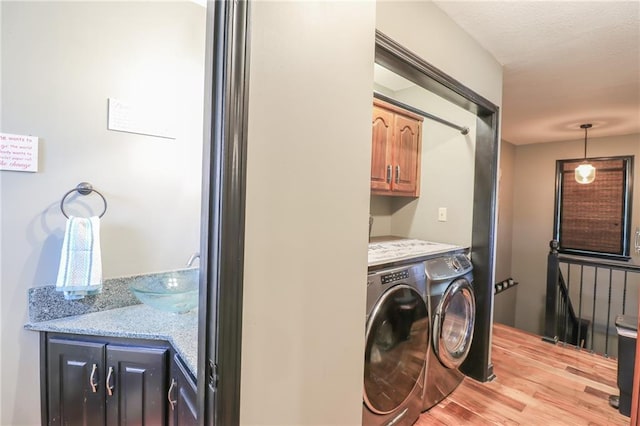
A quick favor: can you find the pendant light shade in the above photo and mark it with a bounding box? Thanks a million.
[575,124,595,184]
[575,163,596,184]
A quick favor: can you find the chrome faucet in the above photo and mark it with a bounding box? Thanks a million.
[186,252,200,267]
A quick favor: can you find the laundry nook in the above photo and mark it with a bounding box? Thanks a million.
[364,238,475,425]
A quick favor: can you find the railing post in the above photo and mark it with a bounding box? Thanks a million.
[543,240,560,343]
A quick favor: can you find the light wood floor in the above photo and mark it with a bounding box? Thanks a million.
[417,323,630,425]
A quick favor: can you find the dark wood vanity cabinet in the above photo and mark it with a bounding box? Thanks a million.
[168,354,198,426]
[105,345,168,425]
[43,333,196,426]
[46,337,107,425]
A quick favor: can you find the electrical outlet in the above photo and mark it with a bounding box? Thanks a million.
[438,207,447,222]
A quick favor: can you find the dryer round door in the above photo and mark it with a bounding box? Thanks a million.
[363,284,429,415]
[433,278,475,369]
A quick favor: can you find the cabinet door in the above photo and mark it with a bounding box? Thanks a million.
[371,104,394,192]
[105,345,168,426]
[168,355,198,426]
[392,113,421,195]
[47,337,106,426]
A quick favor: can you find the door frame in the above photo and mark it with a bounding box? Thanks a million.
[375,30,500,382]
[198,1,251,425]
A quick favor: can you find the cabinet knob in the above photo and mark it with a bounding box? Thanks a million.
[168,378,178,411]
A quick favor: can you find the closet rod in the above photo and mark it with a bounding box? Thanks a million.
[373,92,469,135]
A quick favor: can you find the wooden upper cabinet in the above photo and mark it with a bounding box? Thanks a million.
[371,104,394,192]
[371,98,423,197]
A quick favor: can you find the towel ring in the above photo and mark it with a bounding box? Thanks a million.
[60,182,107,219]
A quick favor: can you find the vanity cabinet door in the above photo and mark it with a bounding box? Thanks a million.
[47,337,107,426]
[105,345,169,426]
[44,334,171,426]
[168,354,198,426]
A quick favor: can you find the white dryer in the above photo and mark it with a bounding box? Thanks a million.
[363,262,429,426]
[422,253,475,411]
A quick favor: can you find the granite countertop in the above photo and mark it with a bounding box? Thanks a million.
[24,268,199,376]
[25,304,199,375]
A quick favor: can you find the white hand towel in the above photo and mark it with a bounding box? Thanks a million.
[55,216,103,300]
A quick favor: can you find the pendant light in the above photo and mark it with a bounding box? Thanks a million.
[575,123,596,184]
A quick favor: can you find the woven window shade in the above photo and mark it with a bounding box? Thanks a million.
[559,159,625,254]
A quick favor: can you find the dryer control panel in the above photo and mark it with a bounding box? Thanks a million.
[446,254,471,271]
[425,254,472,281]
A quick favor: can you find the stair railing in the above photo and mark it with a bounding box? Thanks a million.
[544,240,640,357]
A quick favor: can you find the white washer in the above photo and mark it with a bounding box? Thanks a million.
[423,253,475,411]
[363,262,429,426]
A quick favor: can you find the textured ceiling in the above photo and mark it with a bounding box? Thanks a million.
[433,1,640,145]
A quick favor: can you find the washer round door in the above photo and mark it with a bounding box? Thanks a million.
[433,278,475,369]
[363,284,429,415]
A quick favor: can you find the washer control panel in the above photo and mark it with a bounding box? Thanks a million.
[366,262,427,315]
[381,270,409,284]
[367,262,425,289]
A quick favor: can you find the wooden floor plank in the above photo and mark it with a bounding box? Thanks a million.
[417,324,629,425]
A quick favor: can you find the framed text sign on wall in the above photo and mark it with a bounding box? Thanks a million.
[0,133,39,172]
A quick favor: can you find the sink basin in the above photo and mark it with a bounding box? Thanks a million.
[129,271,198,314]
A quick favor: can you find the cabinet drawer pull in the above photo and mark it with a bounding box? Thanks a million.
[386,165,392,184]
[168,378,178,411]
[395,165,400,184]
[89,363,98,393]
[106,366,114,396]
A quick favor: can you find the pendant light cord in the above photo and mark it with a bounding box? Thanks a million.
[580,123,592,159]
[584,127,587,158]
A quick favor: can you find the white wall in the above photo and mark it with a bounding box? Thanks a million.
[0,3,205,424]
[241,2,376,424]
[0,3,4,421]
[511,133,640,334]
[496,140,515,282]
[369,195,393,237]
[493,140,516,326]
